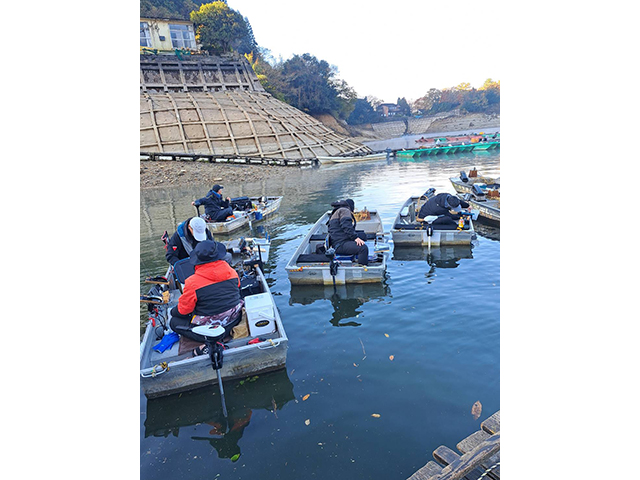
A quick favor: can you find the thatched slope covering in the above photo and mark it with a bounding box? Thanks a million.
[140,55,370,159]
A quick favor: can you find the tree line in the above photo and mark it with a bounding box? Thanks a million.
[141,1,500,124]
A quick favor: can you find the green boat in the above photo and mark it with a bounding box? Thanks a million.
[473,141,500,151]
[396,140,499,158]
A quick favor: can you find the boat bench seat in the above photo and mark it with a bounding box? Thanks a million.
[309,232,378,242]
[393,223,471,231]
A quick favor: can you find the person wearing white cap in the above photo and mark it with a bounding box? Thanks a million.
[164,216,214,265]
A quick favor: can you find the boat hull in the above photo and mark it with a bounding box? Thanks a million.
[468,198,500,224]
[317,152,387,164]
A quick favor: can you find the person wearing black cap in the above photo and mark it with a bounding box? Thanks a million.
[164,216,214,266]
[417,192,470,226]
[192,184,234,223]
[327,198,369,265]
[169,240,243,355]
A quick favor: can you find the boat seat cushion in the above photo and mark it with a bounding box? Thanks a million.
[173,258,195,283]
[296,253,354,263]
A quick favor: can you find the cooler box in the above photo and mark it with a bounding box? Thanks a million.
[244,292,276,336]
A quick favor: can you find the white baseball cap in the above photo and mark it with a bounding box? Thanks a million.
[189,217,207,241]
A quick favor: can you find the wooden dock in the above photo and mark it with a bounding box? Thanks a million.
[408,411,500,480]
[140,151,319,167]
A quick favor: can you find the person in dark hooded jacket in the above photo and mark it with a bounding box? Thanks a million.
[165,216,214,265]
[417,193,470,226]
[327,199,369,265]
[192,184,233,222]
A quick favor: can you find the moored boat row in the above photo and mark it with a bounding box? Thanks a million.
[397,140,500,158]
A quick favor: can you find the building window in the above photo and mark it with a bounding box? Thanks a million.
[170,24,196,49]
[140,22,152,47]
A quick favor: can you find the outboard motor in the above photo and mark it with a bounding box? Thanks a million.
[424,188,436,199]
[460,171,469,183]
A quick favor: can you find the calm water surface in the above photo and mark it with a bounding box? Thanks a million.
[140,151,500,480]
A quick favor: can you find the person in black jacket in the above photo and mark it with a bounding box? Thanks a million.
[417,193,470,226]
[192,184,233,222]
[165,216,214,265]
[327,199,369,265]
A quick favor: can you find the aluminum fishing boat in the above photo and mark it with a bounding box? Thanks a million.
[285,208,390,285]
[391,194,475,246]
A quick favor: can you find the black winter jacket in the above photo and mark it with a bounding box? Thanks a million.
[418,193,469,219]
[327,202,358,247]
[194,191,230,219]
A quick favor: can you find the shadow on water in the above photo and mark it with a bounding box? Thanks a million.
[144,369,295,460]
[392,244,474,265]
[289,283,391,327]
[473,222,500,241]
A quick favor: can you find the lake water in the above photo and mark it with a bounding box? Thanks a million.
[140,150,500,479]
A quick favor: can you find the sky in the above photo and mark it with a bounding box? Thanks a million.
[227,0,501,103]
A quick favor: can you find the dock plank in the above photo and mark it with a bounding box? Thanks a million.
[432,433,500,480]
[457,431,500,479]
[407,461,443,480]
[433,446,485,480]
[481,411,500,435]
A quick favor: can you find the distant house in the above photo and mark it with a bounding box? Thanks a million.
[140,17,198,52]
[377,103,401,117]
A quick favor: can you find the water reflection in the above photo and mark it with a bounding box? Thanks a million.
[144,369,294,460]
[473,222,500,241]
[392,245,474,266]
[289,283,391,327]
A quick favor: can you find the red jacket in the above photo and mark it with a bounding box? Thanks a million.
[177,260,241,316]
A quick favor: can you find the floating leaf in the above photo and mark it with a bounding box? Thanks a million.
[384,334,389,338]
[305,419,310,426]
[371,413,381,418]
[302,394,310,401]
[230,453,240,462]
[389,355,394,361]
[471,401,482,420]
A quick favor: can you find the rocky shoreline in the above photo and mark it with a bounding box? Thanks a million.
[140,160,299,189]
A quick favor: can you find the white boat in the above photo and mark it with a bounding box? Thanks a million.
[391,194,475,246]
[201,196,283,235]
[285,208,390,285]
[140,242,287,399]
[317,152,388,164]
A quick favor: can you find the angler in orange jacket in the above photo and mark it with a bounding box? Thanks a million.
[169,240,243,353]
